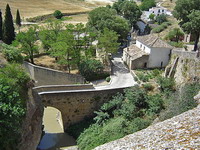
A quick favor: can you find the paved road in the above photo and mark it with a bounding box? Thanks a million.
[95,54,137,90]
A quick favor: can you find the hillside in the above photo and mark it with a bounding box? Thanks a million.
[95,92,200,150]
[0,0,111,19]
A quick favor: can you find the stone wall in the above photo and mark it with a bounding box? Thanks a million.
[23,61,85,86]
[172,49,200,60]
[33,84,94,93]
[167,50,200,85]
[38,88,125,129]
[18,89,44,150]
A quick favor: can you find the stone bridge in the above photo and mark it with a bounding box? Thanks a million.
[28,54,136,130]
[34,85,125,129]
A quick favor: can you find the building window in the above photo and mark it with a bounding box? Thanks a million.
[162,9,164,12]
[158,9,160,13]
[143,47,145,50]
[140,44,142,48]
[152,11,154,13]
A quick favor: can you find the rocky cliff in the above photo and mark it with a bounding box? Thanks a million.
[95,92,200,150]
[17,89,44,150]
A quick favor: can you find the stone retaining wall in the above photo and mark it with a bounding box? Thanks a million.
[23,62,85,86]
[172,49,200,59]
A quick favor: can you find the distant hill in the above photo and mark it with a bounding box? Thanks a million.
[0,0,103,19]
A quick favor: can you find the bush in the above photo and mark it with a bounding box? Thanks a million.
[1,43,23,63]
[53,10,63,19]
[168,41,184,48]
[106,76,111,82]
[137,73,150,82]
[79,59,109,81]
[157,76,175,92]
[143,83,154,91]
[156,14,167,25]
[151,22,171,33]
[159,83,200,121]
[0,64,30,149]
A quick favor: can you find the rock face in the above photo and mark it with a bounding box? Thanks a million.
[166,50,200,86]
[95,93,200,150]
[17,89,44,150]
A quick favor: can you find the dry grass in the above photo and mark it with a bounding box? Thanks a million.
[0,0,94,19]
[34,55,79,74]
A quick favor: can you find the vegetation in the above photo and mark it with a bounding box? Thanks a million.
[87,6,130,40]
[165,28,184,42]
[112,0,142,26]
[97,28,119,64]
[53,10,63,19]
[173,0,200,51]
[149,13,155,21]
[16,9,21,27]
[140,0,156,11]
[15,27,38,64]
[3,4,15,44]
[78,59,109,81]
[1,43,23,63]
[159,82,200,121]
[151,22,171,33]
[0,10,2,40]
[0,64,30,150]
[75,86,163,150]
[156,14,167,25]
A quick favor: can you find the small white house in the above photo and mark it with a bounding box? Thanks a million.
[123,34,173,69]
[141,6,171,22]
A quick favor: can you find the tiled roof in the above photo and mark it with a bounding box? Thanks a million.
[124,44,149,60]
[137,34,173,49]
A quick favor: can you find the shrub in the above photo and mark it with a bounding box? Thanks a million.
[106,76,111,82]
[79,59,109,81]
[159,83,200,121]
[137,73,150,82]
[1,43,23,63]
[53,10,63,19]
[151,22,171,33]
[168,41,184,48]
[156,14,167,25]
[157,76,175,92]
[143,83,154,91]
[0,64,30,149]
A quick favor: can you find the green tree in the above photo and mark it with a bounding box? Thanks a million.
[0,10,2,40]
[87,7,129,40]
[16,9,21,27]
[15,27,38,64]
[182,10,200,51]
[97,28,119,64]
[53,10,63,19]
[149,13,155,21]
[156,14,167,25]
[3,4,15,44]
[173,0,200,51]
[140,0,156,11]
[117,0,142,26]
[39,21,64,51]
[165,28,184,42]
[51,29,76,73]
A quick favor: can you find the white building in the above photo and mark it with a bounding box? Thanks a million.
[141,6,172,22]
[123,34,173,69]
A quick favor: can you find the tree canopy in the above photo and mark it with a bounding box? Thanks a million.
[87,7,130,40]
[140,0,156,11]
[16,9,21,27]
[15,27,38,64]
[112,0,142,26]
[173,0,200,51]
[3,4,15,44]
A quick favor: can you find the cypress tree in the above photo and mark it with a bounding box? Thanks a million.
[0,10,2,40]
[3,4,15,44]
[16,9,21,27]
